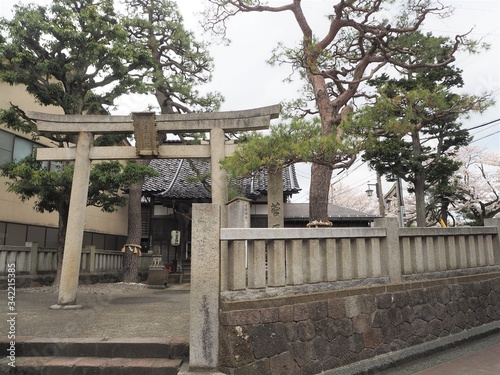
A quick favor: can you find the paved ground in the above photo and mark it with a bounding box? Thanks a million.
[0,282,190,340]
[2,282,500,374]
[379,331,500,375]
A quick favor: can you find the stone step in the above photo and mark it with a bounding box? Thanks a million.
[167,272,191,284]
[0,337,189,359]
[0,356,182,375]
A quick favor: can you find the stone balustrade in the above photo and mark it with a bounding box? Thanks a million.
[399,226,498,277]
[220,217,500,293]
[221,227,388,291]
[0,244,153,275]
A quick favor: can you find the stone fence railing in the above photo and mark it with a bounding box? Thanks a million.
[0,244,153,275]
[220,217,500,293]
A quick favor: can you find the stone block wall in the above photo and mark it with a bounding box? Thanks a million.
[219,273,500,375]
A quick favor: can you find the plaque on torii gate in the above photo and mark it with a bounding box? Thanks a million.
[31,105,280,308]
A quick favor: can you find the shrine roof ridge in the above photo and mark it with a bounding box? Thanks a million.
[28,104,281,134]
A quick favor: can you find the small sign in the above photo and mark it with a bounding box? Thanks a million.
[171,230,181,246]
[133,112,158,156]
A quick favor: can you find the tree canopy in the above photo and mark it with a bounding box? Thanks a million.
[453,147,500,225]
[0,0,152,121]
[1,0,224,283]
[122,0,223,281]
[125,0,223,115]
[203,0,487,223]
[355,40,491,226]
[222,116,361,176]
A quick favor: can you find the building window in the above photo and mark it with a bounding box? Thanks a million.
[0,222,6,245]
[27,225,47,245]
[0,129,62,171]
[5,223,27,246]
[46,227,58,248]
[0,221,125,249]
[13,137,34,161]
[0,129,36,163]
[0,131,15,164]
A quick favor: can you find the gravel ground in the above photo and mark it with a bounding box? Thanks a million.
[17,282,150,294]
[2,282,190,338]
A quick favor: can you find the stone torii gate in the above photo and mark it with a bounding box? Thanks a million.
[31,105,281,309]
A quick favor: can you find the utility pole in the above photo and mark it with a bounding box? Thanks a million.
[366,173,386,217]
[376,173,385,217]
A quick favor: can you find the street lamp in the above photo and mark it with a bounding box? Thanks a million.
[365,182,377,198]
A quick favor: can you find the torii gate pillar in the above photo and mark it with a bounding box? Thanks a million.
[53,132,93,308]
[210,127,228,217]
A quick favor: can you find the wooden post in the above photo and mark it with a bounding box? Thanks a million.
[53,132,93,308]
[210,128,228,209]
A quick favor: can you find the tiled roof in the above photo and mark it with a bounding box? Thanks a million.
[143,159,301,200]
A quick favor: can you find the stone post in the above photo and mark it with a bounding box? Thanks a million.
[484,218,500,265]
[227,198,251,290]
[375,217,402,283]
[227,198,251,228]
[88,245,96,272]
[54,131,93,308]
[267,167,284,228]
[27,242,38,276]
[267,168,286,286]
[189,204,221,372]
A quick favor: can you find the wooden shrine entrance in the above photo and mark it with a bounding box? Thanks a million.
[31,105,280,307]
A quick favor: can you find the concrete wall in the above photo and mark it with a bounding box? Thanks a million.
[0,175,60,228]
[0,174,129,238]
[219,273,500,375]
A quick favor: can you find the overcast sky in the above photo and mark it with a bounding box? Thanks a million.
[1,0,499,202]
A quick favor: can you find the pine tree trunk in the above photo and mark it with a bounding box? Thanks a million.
[412,130,426,227]
[122,178,143,283]
[309,163,333,223]
[440,199,449,226]
[414,174,426,227]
